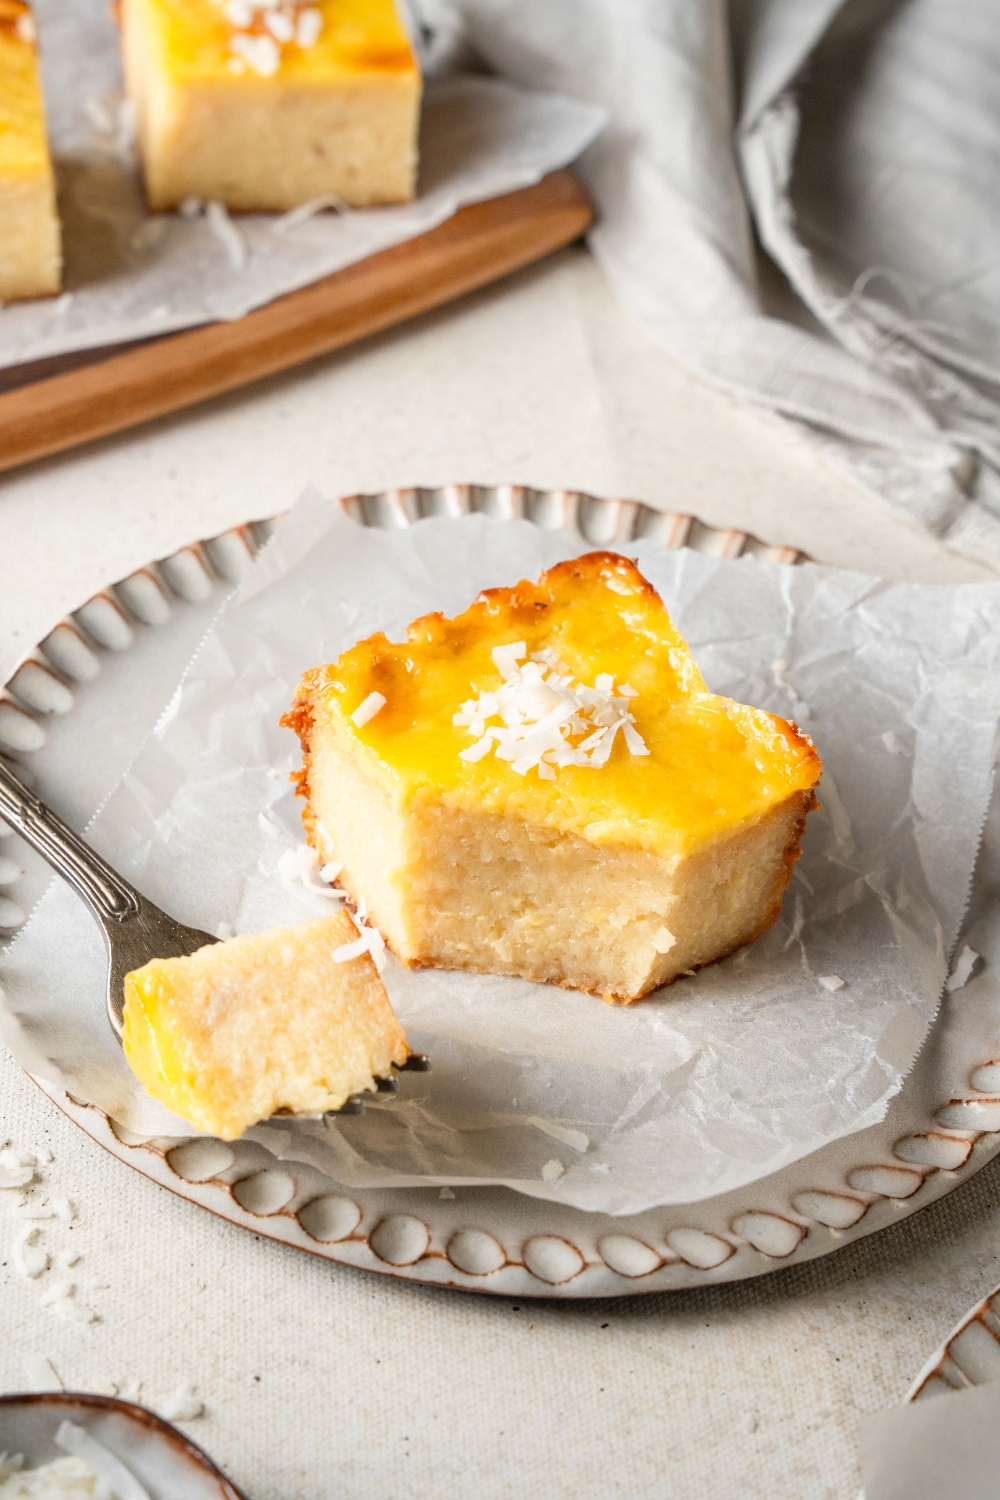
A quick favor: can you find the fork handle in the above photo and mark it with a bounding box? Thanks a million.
[0,758,140,924]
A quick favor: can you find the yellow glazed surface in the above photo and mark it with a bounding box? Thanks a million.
[295,552,822,859]
[0,2,50,180]
[135,0,417,82]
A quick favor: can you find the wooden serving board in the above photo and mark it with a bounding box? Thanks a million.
[0,168,592,477]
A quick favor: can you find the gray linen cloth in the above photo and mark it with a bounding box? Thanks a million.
[413,0,1000,568]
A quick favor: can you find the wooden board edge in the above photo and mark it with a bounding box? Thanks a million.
[0,169,593,476]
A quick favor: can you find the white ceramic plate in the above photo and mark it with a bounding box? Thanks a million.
[3,484,999,1299]
[0,1392,245,1498]
[906,1278,1000,1402]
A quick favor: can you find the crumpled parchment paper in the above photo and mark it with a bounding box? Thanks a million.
[3,491,1000,1214]
[0,0,605,370]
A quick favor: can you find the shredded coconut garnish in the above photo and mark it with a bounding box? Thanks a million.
[817,974,845,992]
[24,1355,62,1392]
[454,644,648,779]
[541,1159,564,1182]
[273,845,384,968]
[296,6,323,46]
[228,29,280,75]
[13,1226,47,1280]
[0,1455,104,1495]
[263,6,294,40]
[946,945,979,992]
[211,0,325,75]
[0,1149,34,1190]
[332,895,386,970]
[0,1147,101,1329]
[271,192,349,234]
[272,845,385,966]
[277,843,347,900]
[204,200,248,269]
[55,1422,151,1500]
[351,691,385,728]
[526,1118,589,1153]
[771,659,800,700]
[160,1382,204,1422]
[38,1279,97,1324]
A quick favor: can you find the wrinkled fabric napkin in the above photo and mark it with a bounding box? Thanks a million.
[412,0,1000,568]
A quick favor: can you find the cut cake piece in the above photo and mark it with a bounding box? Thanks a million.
[284,552,822,1004]
[121,0,421,212]
[122,911,410,1139]
[0,0,61,301]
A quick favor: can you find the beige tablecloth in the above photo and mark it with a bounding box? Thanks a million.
[0,248,997,1500]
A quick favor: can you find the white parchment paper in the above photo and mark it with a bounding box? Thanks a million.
[0,0,605,370]
[4,492,1000,1215]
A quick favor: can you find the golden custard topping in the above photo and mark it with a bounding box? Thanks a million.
[137,0,417,81]
[297,552,821,860]
[0,1,50,180]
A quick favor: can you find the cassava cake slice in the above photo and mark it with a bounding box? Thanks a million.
[122,911,410,1139]
[283,552,822,1003]
[0,0,61,301]
[121,0,421,212]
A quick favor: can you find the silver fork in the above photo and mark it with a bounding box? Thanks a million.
[0,758,427,1114]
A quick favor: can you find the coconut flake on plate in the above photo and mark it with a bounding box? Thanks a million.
[527,1118,589,1153]
[946,945,979,992]
[276,843,346,901]
[55,1422,150,1500]
[771,658,804,708]
[204,202,248,270]
[271,192,349,234]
